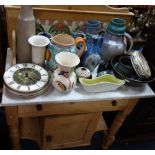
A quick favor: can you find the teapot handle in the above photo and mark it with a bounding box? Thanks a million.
[75,37,86,58]
[124,32,133,53]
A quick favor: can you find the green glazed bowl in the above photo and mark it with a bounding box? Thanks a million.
[79,74,125,93]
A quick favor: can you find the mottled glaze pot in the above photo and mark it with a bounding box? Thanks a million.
[52,52,80,93]
[81,34,103,72]
[101,18,133,62]
[46,34,86,70]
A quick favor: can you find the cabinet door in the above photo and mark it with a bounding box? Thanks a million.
[42,113,102,149]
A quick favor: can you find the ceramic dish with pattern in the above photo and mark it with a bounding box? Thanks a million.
[111,55,155,86]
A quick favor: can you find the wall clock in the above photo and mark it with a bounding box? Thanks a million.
[3,63,50,96]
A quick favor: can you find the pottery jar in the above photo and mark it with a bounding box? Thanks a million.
[46,34,86,70]
[101,18,133,62]
[86,20,102,35]
[80,34,103,72]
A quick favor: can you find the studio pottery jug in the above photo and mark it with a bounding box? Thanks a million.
[80,34,103,72]
[46,34,86,70]
[101,18,133,62]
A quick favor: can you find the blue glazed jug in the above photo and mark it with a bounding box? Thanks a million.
[86,20,102,35]
[101,18,133,62]
[80,20,103,72]
[81,34,103,72]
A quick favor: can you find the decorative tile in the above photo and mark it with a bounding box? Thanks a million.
[36,19,86,36]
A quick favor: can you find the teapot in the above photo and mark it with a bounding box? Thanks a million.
[46,34,86,70]
[101,18,133,62]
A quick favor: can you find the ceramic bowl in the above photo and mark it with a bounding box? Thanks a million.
[130,51,151,79]
[79,74,125,93]
[111,55,155,86]
[116,55,137,77]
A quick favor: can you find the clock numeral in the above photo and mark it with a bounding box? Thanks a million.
[8,81,15,85]
[32,65,35,68]
[36,83,40,88]
[40,79,47,82]
[42,74,48,76]
[39,68,42,71]
[15,65,20,69]
[17,85,21,90]
[23,64,27,67]
[9,70,14,73]
[27,86,30,91]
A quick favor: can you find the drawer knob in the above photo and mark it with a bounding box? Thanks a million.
[46,135,52,143]
[36,104,42,111]
[68,6,72,10]
[112,100,117,106]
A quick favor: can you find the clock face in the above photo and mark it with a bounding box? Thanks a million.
[3,63,50,96]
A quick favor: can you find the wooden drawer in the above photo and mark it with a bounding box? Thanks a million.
[42,113,102,149]
[18,99,129,117]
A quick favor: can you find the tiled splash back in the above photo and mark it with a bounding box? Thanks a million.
[36,19,107,36]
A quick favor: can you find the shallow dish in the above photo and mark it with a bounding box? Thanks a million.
[79,74,125,93]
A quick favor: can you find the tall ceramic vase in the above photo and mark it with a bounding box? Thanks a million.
[16,5,36,63]
[52,52,80,93]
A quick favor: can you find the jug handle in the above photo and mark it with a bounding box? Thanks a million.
[124,32,133,53]
[75,37,86,58]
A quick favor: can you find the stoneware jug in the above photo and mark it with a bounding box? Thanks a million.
[46,34,86,70]
[86,20,102,35]
[80,34,103,72]
[52,52,80,93]
[101,18,133,62]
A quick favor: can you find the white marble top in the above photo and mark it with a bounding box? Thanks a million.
[1,49,155,106]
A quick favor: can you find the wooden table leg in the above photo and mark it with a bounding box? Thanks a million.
[102,99,139,149]
[5,106,20,149]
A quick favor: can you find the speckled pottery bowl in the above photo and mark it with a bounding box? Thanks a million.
[76,67,91,78]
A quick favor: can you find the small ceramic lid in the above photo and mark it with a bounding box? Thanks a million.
[130,51,151,79]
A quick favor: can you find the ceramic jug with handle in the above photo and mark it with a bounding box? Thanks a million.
[80,34,103,72]
[80,20,103,71]
[101,18,133,62]
[46,34,86,70]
